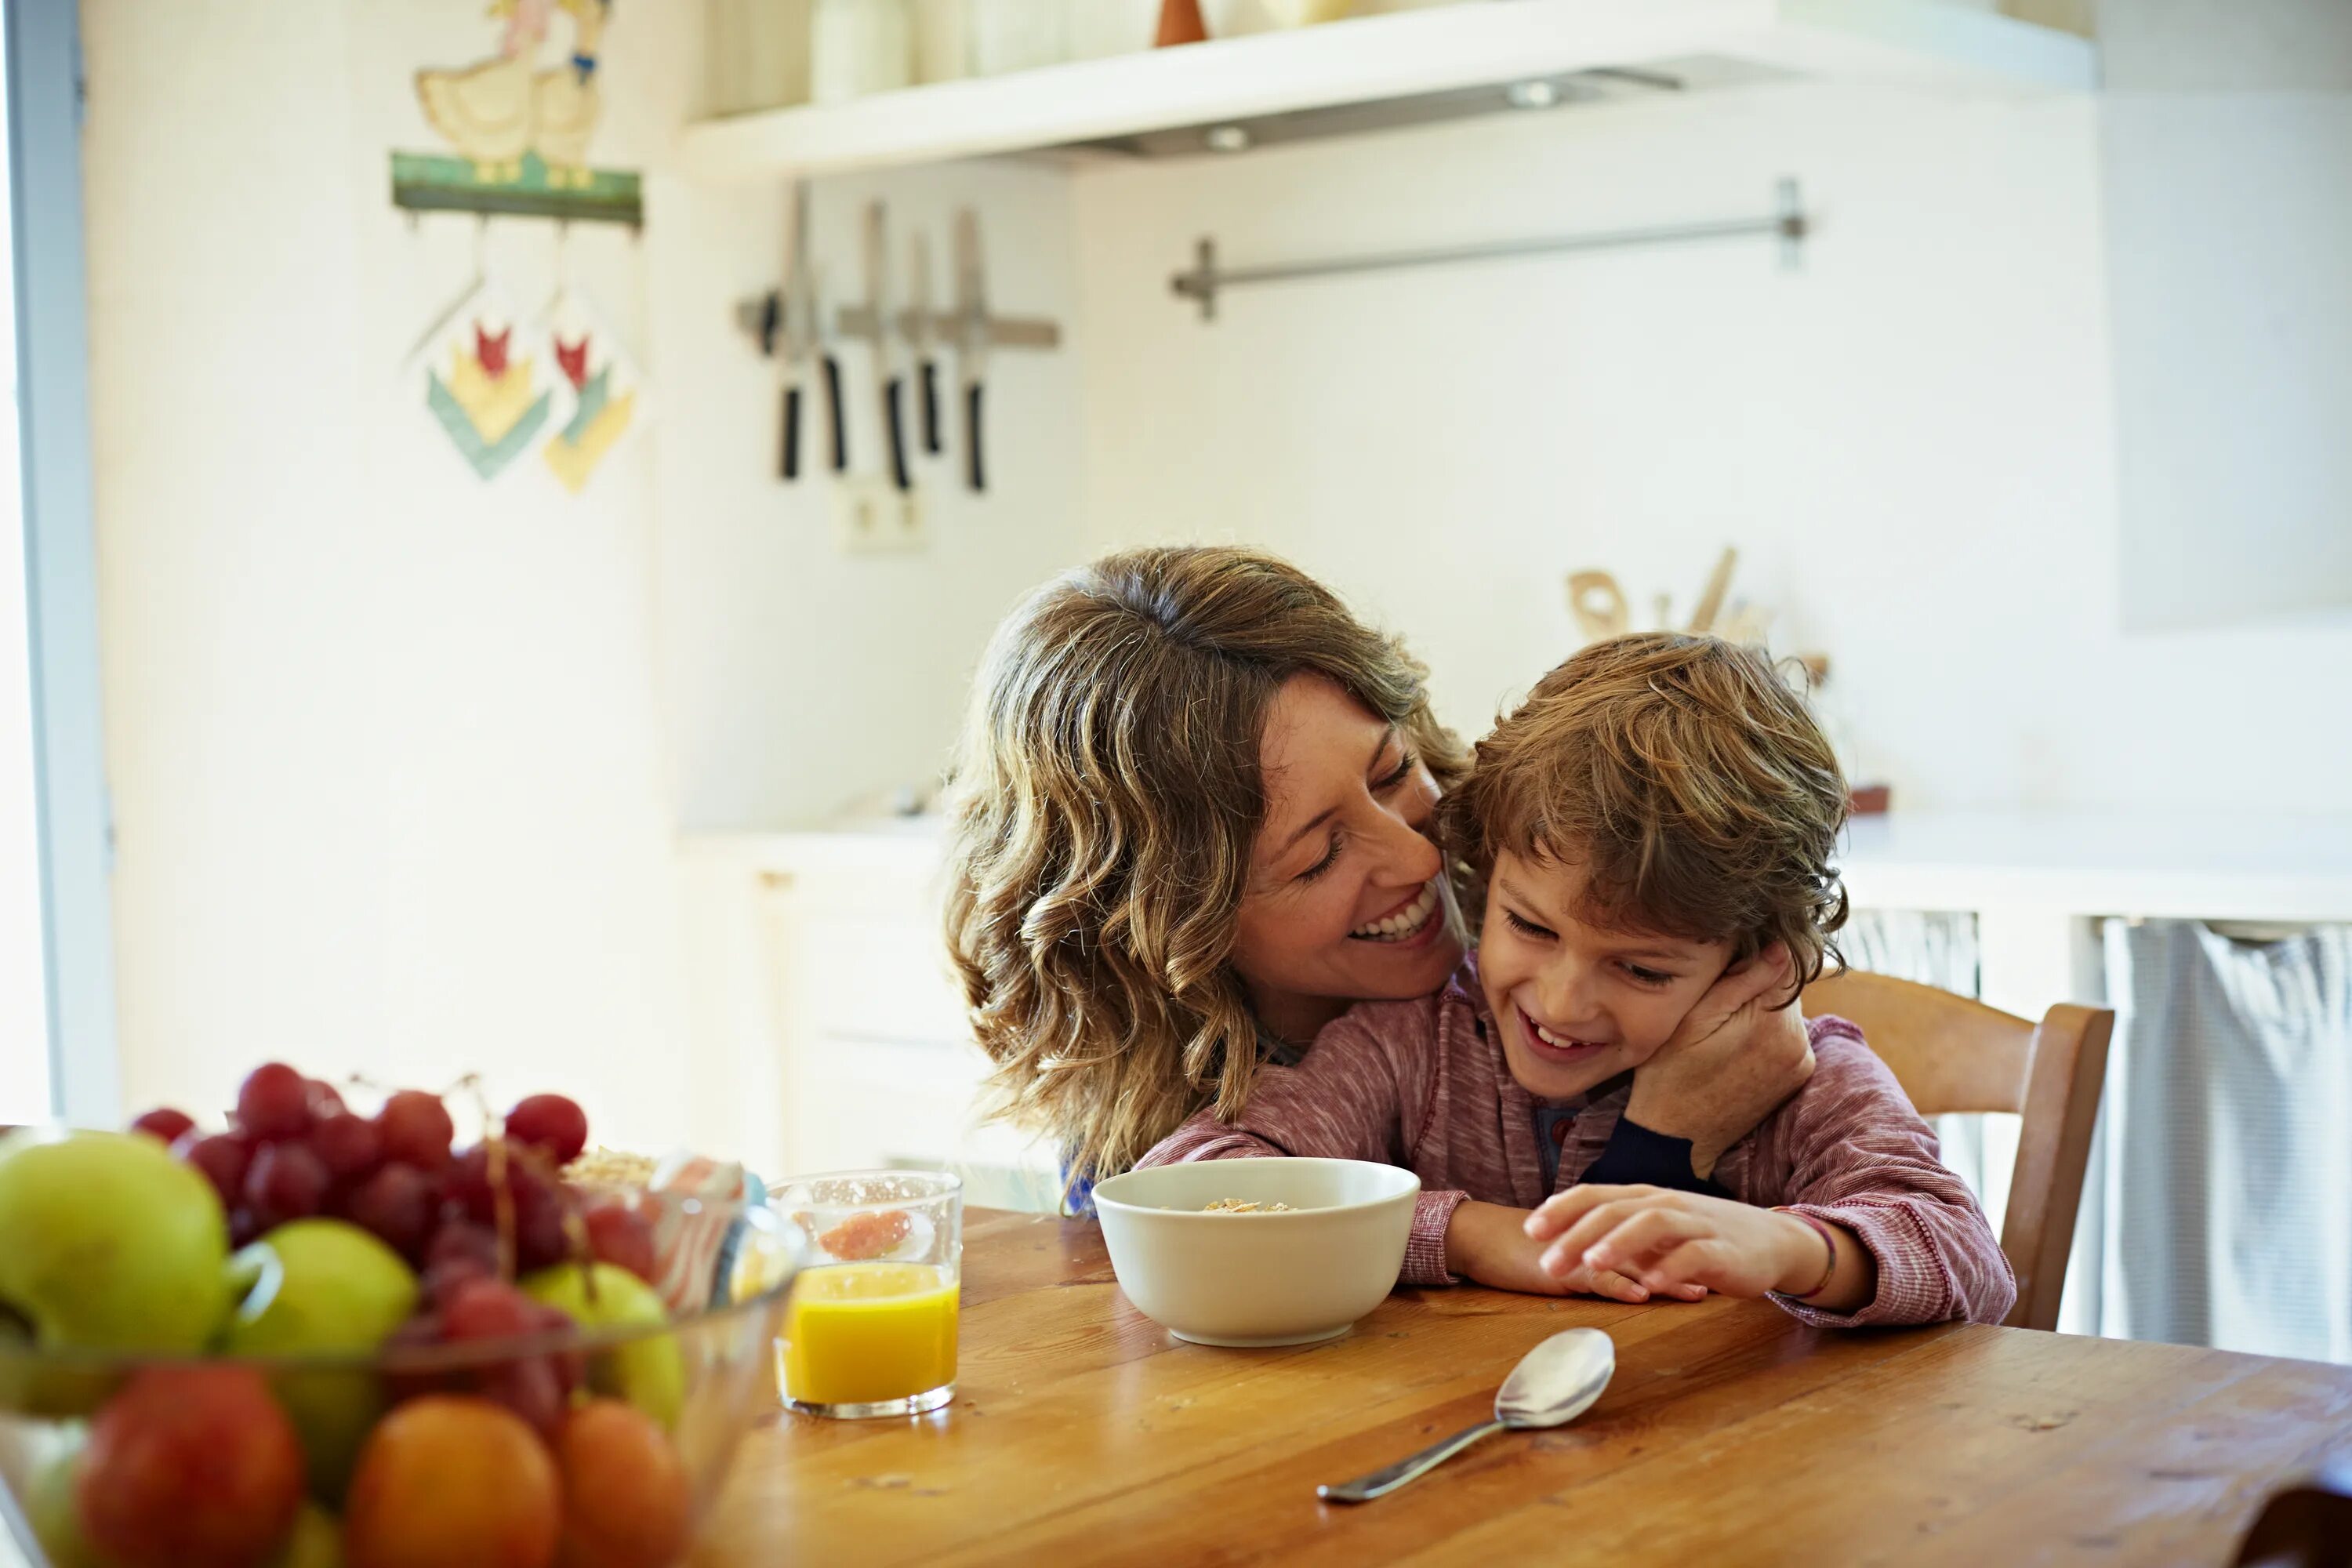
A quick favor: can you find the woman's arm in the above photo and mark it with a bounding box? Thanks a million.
[1136,1003,1475,1285]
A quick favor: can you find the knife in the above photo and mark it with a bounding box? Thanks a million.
[863,201,912,492]
[909,230,944,457]
[773,181,814,481]
[954,209,990,494]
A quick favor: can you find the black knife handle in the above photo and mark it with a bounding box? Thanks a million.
[822,354,848,473]
[965,382,985,494]
[782,383,803,481]
[919,361,943,455]
[884,376,912,493]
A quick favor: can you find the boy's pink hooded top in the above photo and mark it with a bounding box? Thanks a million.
[1140,960,2016,1328]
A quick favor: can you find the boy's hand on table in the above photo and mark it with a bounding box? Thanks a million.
[1624,942,1814,1179]
[1445,1200,1705,1303]
[1525,1185,1871,1311]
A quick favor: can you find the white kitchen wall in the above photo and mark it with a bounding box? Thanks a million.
[75,0,1088,1143]
[80,0,701,1143]
[2101,0,2352,630]
[1069,82,2352,813]
[645,160,1090,832]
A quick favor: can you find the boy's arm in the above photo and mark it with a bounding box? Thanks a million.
[1134,1004,1470,1286]
[1767,1023,2018,1327]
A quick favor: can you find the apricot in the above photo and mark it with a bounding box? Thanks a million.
[553,1399,693,1568]
[343,1396,559,1568]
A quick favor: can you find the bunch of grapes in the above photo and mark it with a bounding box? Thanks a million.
[129,1069,660,1437]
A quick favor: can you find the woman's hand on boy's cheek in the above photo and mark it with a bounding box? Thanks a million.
[1624,942,1813,1178]
[1446,1200,1676,1302]
[1526,1185,1820,1300]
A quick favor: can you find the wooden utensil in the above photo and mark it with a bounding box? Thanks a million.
[1687,546,1737,633]
[1566,571,1631,643]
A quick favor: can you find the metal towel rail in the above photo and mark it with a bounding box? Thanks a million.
[1170,178,1808,321]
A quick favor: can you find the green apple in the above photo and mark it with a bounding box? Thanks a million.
[269,1500,342,1568]
[0,1129,230,1415]
[223,1218,419,1501]
[521,1261,684,1428]
[20,1423,118,1568]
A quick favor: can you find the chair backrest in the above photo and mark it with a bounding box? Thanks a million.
[2234,1458,2352,1568]
[1801,970,2114,1332]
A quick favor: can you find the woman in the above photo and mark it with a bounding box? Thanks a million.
[943,546,1812,1236]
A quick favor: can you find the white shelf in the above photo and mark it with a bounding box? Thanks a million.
[676,0,2096,183]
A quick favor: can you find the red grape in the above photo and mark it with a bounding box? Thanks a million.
[420,1254,494,1306]
[377,1287,582,1437]
[437,1283,578,1438]
[427,1219,501,1274]
[244,1139,329,1229]
[175,1131,254,1208]
[479,1355,566,1439]
[307,1111,383,1181]
[341,1163,435,1260]
[235,1062,312,1142]
[584,1202,658,1284]
[230,1207,264,1249]
[379,1312,450,1406]
[129,1108,196,1145]
[305,1078,346,1117]
[441,1277,540,1342]
[376,1090,455,1171]
[420,1220,501,1301]
[533,1301,586,1389]
[445,1144,572,1272]
[504,1094,589,1166]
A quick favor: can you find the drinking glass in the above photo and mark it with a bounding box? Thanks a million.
[772,1170,962,1418]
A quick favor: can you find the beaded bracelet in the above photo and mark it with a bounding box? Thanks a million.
[1773,1207,1838,1300]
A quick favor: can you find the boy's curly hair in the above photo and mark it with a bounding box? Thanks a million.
[1442,632,1849,995]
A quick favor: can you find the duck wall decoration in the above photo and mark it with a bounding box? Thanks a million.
[394,0,639,227]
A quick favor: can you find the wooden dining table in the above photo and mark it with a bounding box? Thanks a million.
[700,1208,2352,1566]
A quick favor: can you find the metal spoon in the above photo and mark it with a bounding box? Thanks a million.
[1317,1328,1615,1504]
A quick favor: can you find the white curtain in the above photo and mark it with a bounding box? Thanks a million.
[2071,919,2352,1362]
[1835,910,2018,1221]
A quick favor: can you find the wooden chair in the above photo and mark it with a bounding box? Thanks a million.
[2232,1459,2352,1568]
[1801,970,2114,1333]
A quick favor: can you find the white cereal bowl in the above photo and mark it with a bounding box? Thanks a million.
[1091,1158,1421,1348]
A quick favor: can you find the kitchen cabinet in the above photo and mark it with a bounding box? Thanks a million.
[679,829,1062,1210]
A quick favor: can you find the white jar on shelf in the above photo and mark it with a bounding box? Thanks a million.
[913,0,971,83]
[968,0,1069,75]
[706,0,814,114]
[811,0,913,103]
[1069,0,1159,59]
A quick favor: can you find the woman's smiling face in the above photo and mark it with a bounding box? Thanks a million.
[1230,675,1464,1043]
[1477,848,1733,1101]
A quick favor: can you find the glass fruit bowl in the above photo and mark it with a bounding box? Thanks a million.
[0,1189,798,1568]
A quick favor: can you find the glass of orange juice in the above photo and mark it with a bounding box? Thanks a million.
[773,1170,962,1418]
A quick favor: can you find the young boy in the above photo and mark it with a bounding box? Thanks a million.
[1138,633,2013,1327]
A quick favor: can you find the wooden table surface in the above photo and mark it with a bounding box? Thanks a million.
[700,1209,2352,1566]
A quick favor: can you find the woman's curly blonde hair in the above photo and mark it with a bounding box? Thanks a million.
[943,546,1468,1188]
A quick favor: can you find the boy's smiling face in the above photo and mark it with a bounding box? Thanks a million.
[1478,848,1734,1101]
